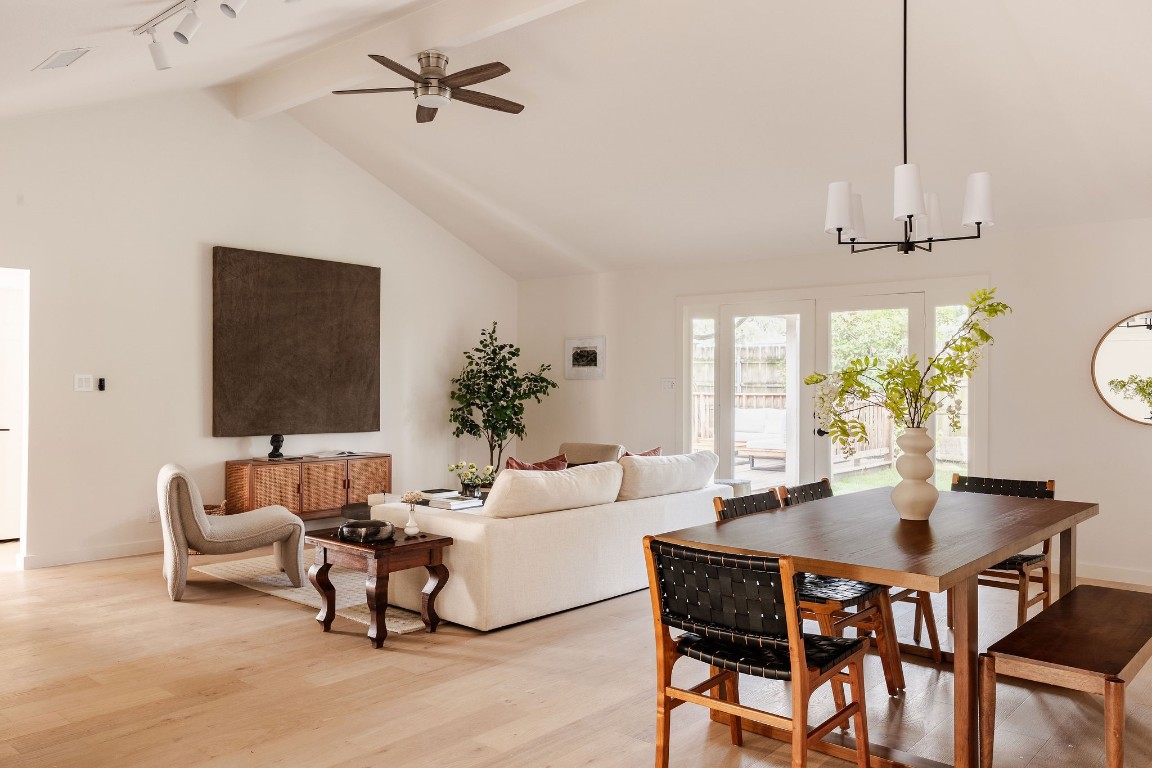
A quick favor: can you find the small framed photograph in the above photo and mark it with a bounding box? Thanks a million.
[565,336,606,380]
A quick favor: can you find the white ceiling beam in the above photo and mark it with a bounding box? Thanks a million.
[228,0,587,121]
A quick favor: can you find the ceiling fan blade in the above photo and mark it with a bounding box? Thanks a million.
[452,88,524,114]
[368,54,423,83]
[440,62,510,89]
[416,105,438,123]
[331,87,415,95]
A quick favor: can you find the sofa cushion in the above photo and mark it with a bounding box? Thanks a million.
[617,450,719,501]
[505,453,568,471]
[480,462,624,519]
[558,442,626,464]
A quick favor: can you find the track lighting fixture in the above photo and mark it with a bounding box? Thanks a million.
[173,2,202,45]
[220,0,248,18]
[147,28,171,70]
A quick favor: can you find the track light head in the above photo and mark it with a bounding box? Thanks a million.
[147,28,172,70]
[220,0,248,18]
[173,3,201,44]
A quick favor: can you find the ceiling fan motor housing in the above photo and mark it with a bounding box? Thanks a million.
[418,50,448,78]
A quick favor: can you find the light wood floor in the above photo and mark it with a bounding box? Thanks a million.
[1,540,1149,767]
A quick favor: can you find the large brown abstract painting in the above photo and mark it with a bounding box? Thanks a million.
[212,246,381,437]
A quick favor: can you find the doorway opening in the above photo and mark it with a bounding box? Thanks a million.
[0,268,30,549]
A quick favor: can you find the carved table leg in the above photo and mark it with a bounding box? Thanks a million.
[308,552,335,632]
[422,563,450,633]
[366,570,390,649]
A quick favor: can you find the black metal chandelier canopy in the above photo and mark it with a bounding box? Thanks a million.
[824,0,993,254]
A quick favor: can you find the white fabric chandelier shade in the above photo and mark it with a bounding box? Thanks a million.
[824,181,853,234]
[893,164,926,220]
[962,171,994,227]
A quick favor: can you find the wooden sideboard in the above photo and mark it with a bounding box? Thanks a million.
[225,453,392,521]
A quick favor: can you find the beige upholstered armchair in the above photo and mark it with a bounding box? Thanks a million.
[157,463,305,601]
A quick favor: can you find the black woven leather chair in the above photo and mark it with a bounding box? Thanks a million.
[778,482,916,689]
[951,473,1056,627]
[713,488,782,520]
[778,477,833,506]
[644,537,871,768]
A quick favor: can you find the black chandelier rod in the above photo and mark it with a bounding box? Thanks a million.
[903,0,908,166]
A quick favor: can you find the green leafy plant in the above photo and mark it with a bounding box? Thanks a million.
[1108,374,1152,417]
[449,323,558,468]
[805,288,1012,455]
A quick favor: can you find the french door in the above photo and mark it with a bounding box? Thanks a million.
[687,288,971,495]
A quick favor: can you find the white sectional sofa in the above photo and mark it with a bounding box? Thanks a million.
[369,451,728,631]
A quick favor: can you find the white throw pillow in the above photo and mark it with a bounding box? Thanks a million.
[617,450,719,501]
[480,462,624,518]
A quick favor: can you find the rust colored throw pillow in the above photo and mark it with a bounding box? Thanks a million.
[623,447,662,457]
[505,453,568,471]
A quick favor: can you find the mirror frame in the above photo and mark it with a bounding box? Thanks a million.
[1091,309,1152,426]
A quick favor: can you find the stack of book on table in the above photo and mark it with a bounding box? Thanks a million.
[420,488,457,501]
[428,494,483,510]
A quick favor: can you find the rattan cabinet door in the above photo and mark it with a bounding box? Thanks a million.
[302,461,347,514]
[348,456,392,503]
[251,463,301,515]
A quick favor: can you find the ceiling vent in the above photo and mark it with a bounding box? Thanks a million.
[34,48,93,71]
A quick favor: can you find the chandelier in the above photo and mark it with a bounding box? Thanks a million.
[824,0,993,254]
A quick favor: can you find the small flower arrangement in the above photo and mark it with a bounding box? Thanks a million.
[448,461,497,486]
[400,491,424,506]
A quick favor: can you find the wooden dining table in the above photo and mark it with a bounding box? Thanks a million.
[653,486,1099,768]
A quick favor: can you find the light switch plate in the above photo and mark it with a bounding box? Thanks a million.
[661,378,677,391]
[74,374,94,392]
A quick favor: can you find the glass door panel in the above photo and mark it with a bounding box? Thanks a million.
[933,305,969,488]
[817,294,925,495]
[689,317,715,453]
[717,301,814,492]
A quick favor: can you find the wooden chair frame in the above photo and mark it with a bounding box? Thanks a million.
[947,473,1056,628]
[644,536,870,768]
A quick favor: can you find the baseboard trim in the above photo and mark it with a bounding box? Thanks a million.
[22,538,160,570]
[1076,562,1152,588]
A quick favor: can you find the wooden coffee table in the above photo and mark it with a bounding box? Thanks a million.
[304,529,453,648]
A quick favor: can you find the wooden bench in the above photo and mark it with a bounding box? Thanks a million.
[979,585,1152,767]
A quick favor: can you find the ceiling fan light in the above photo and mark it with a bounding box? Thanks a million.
[221,0,248,18]
[962,172,994,227]
[415,85,451,109]
[893,163,926,220]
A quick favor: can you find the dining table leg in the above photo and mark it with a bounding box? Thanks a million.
[1058,525,1078,597]
[952,574,979,768]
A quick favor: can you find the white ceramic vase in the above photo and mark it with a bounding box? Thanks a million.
[891,427,939,521]
[404,505,420,536]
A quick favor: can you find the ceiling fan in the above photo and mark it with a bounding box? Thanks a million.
[333,50,524,123]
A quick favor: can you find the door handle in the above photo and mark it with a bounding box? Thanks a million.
[815,428,829,437]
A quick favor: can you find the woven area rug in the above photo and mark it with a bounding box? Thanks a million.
[192,554,425,634]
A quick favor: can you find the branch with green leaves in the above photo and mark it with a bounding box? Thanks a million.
[1108,374,1152,416]
[805,288,1011,455]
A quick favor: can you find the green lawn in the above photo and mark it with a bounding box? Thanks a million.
[831,461,965,495]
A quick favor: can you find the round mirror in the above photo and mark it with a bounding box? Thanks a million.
[1092,311,1152,424]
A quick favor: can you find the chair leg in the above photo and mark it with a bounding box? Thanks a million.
[979,654,996,768]
[1040,563,1052,610]
[1016,569,1029,627]
[721,669,743,747]
[1105,678,1124,768]
[873,590,905,695]
[816,612,849,723]
[946,587,955,629]
[912,598,923,645]
[917,591,943,664]
[847,659,871,768]
[164,546,188,602]
[791,690,810,768]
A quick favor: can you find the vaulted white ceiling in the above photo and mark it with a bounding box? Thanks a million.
[5,0,1151,279]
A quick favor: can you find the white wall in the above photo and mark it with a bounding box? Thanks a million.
[0,90,516,568]
[517,218,1152,585]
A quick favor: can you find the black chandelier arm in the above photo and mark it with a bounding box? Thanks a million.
[850,242,901,254]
